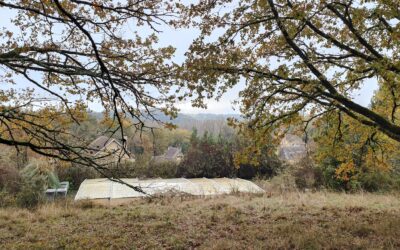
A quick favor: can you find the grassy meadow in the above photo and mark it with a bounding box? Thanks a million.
[1,190,399,249]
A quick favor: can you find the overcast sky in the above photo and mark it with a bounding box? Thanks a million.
[153,25,379,114]
[0,6,379,114]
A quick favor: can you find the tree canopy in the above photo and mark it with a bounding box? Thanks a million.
[179,0,400,143]
[0,0,179,182]
[2,0,400,187]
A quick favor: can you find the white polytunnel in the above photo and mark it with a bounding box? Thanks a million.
[74,178,265,201]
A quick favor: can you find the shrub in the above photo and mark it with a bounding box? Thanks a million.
[16,159,55,208]
[16,185,44,209]
[237,156,283,179]
[146,161,179,178]
[359,171,398,192]
[92,153,159,179]
[258,170,298,193]
[319,162,346,190]
[293,157,323,190]
[177,145,235,178]
[111,160,179,179]
[237,164,256,179]
[0,164,21,193]
[315,156,400,192]
[56,164,98,190]
[0,189,16,208]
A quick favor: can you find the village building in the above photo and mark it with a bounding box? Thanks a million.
[87,136,135,164]
[152,146,183,164]
[278,134,308,163]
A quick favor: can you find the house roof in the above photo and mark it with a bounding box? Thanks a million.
[278,134,308,162]
[87,136,135,160]
[151,147,183,163]
[88,136,118,151]
[164,147,182,159]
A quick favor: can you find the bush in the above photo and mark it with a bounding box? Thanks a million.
[113,160,179,179]
[146,161,179,178]
[0,189,16,208]
[237,156,283,179]
[262,170,298,193]
[0,158,59,208]
[107,156,155,179]
[319,162,346,190]
[93,154,162,179]
[293,157,323,190]
[56,164,98,190]
[15,158,60,208]
[177,146,236,178]
[359,171,399,192]
[0,164,21,193]
[16,185,44,208]
[315,157,400,192]
[106,162,138,178]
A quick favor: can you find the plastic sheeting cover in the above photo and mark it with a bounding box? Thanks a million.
[74,178,264,201]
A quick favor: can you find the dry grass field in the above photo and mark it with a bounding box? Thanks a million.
[1,191,400,249]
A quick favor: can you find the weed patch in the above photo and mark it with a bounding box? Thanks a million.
[0,192,399,249]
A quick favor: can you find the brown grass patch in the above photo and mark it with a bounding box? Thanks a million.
[0,191,399,249]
